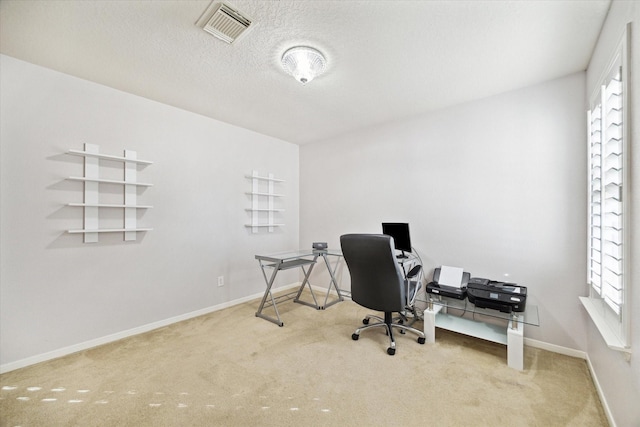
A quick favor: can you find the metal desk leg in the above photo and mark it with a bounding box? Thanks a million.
[293,259,321,309]
[255,260,285,327]
[321,253,344,309]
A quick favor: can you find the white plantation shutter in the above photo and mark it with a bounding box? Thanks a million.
[592,66,626,315]
[588,105,603,296]
[583,24,630,351]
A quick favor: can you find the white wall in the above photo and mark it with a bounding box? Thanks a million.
[585,1,640,426]
[300,72,588,350]
[0,55,299,369]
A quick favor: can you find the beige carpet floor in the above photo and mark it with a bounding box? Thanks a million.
[1,293,608,426]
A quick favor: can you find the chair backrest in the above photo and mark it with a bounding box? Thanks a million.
[340,234,406,313]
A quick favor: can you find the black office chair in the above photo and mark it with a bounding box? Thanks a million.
[340,234,426,355]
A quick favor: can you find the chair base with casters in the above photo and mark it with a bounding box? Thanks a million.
[351,311,426,355]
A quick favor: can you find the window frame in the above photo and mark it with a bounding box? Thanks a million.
[580,23,631,354]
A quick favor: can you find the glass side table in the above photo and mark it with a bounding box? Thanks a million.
[419,296,539,370]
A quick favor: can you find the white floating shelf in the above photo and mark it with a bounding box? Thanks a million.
[245,191,284,197]
[67,143,153,242]
[68,149,153,165]
[68,203,153,209]
[246,171,285,233]
[68,228,153,234]
[68,176,153,187]
[244,174,285,182]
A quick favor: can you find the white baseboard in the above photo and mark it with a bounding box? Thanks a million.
[584,354,617,427]
[524,337,587,359]
[0,283,301,374]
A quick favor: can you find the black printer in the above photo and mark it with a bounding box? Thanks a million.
[467,278,527,313]
[426,267,470,300]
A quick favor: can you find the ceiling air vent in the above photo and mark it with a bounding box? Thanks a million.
[201,3,252,44]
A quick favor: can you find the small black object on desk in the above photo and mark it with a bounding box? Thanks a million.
[312,242,327,251]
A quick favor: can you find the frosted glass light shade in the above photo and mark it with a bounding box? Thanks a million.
[281,46,327,84]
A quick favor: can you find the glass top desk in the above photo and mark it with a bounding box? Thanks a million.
[418,296,539,370]
[254,249,343,326]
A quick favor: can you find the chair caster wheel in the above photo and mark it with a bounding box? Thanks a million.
[387,347,396,355]
[352,333,359,341]
[362,318,369,325]
[418,337,426,345]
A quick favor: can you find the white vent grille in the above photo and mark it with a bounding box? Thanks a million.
[202,3,252,44]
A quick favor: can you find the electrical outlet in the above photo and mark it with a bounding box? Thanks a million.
[217,276,224,287]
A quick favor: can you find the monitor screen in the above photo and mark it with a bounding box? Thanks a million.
[382,222,412,254]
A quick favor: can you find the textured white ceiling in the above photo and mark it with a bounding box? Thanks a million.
[0,0,611,145]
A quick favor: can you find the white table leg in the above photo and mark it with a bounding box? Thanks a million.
[507,316,524,370]
[423,303,443,344]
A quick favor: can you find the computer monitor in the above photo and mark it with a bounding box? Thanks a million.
[382,222,412,257]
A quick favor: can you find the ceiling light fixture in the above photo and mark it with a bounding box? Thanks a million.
[281,46,327,85]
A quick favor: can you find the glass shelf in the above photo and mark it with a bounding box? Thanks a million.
[418,296,539,327]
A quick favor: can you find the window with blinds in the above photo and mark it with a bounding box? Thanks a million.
[583,24,630,351]
[588,67,624,315]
